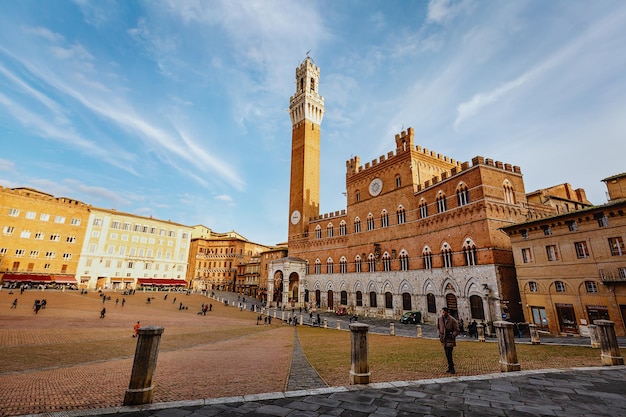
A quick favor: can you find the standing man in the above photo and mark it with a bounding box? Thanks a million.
[437,307,459,374]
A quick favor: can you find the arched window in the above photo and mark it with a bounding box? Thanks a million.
[339,221,347,236]
[395,175,402,188]
[402,293,412,310]
[469,295,485,319]
[326,257,334,274]
[354,217,361,233]
[305,260,310,274]
[397,205,406,224]
[315,225,322,239]
[326,223,334,238]
[368,254,376,272]
[310,77,315,92]
[457,183,470,207]
[340,290,348,305]
[340,257,347,274]
[356,291,363,306]
[356,190,361,202]
[385,292,393,309]
[423,247,433,270]
[355,255,362,273]
[314,259,321,274]
[399,250,409,271]
[427,293,436,313]
[381,210,389,228]
[463,239,477,266]
[555,281,566,292]
[382,252,391,272]
[442,243,453,268]
[419,199,428,218]
[436,192,447,213]
[369,291,377,308]
[367,213,375,231]
[503,180,515,204]
[529,281,538,292]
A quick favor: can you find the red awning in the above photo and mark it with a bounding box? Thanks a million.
[137,278,187,286]
[52,275,77,283]
[1,274,51,282]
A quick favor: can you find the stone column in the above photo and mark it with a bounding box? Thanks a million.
[494,321,521,372]
[528,324,541,345]
[595,320,624,365]
[300,315,303,325]
[349,323,370,385]
[323,319,328,328]
[588,324,600,348]
[123,326,164,406]
[417,325,422,338]
[477,324,485,342]
[389,322,395,336]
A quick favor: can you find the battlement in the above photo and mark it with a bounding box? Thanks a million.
[311,209,347,223]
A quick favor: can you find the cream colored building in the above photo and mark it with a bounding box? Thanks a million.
[0,187,91,287]
[76,208,192,290]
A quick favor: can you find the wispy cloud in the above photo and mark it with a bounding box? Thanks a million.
[0,159,14,171]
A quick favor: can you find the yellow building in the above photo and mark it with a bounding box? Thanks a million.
[76,208,192,290]
[0,187,90,287]
[503,173,626,336]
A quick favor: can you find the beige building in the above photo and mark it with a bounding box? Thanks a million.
[270,57,590,325]
[0,187,91,287]
[187,226,272,293]
[76,208,192,290]
[503,173,626,336]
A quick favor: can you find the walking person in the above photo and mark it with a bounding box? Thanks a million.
[133,321,140,337]
[437,307,459,374]
[100,307,106,319]
[11,298,18,309]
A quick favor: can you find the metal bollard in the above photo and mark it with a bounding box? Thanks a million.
[123,326,164,406]
[349,323,370,385]
[596,320,624,365]
[494,321,521,372]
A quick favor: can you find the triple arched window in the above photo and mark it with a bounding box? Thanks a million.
[504,180,515,204]
[457,183,470,207]
[397,205,406,224]
[436,192,447,213]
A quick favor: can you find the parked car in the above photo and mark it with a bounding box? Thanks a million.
[399,311,421,324]
[335,307,347,316]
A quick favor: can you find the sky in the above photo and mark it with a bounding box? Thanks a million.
[1,1,625,246]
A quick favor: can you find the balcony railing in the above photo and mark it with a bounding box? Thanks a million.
[599,268,626,282]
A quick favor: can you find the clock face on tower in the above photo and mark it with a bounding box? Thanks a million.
[369,178,383,197]
[290,210,301,225]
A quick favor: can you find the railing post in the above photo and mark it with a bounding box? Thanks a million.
[123,326,164,406]
[416,325,422,338]
[528,324,541,345]
[389,322,395,336]
[596,320,624,365]
[494,321,521,372]
[336,320,341,330]
[349,323,370,385]
[323,319,328,328]
[477,324,485,342]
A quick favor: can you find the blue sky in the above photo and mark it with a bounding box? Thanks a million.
[1,1,625,246]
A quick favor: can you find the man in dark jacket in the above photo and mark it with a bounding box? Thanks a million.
[437,307,460,374]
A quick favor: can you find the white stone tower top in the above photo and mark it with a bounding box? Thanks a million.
[289,56,325,126]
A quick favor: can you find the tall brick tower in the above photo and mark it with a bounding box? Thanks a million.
[288,57,324,241]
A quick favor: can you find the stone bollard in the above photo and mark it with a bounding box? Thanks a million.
[494,321,521,372]
[337,320,341,330]
[349,323,371,385]
[588,324,600,348]
[417,325,422,338]
[528,324,541,345]
[273,310,277,318]
[477,324,485,342]
[595,320,624,365]
[281,311,285,321]
[323,319,328,328]
[389,322,395,336]
[300,315,303,325]
[124,326,164,406]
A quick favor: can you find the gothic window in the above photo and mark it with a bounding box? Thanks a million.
[327,258,334,274]
[381,210,389,228]
[367,214,375,231]
[340,290,347,305]
[399,250,409,271]
[436,193,447,213]
[427,293,436,313]
[463,239,477,266]
[315,225,322,240]
[397,205,406,224]
[382,253,391,272]
[327,223,334,238]
[340,257,347,273]
[442,243,453,268]
[369,291,377,308]
[368,254,376,272]
[385,292,393,309]
[456,183,470,207]
[355,255,362,273]
[419,199,428,218]
[395,175,401,188]
[356,190,361,202]
[339,221,347,236]
[402,293,412,310]
[503,180,515,204]
[423,247,432,270]
[354,218,361,233]
[314,259,321,274]
[356,291,363,306]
